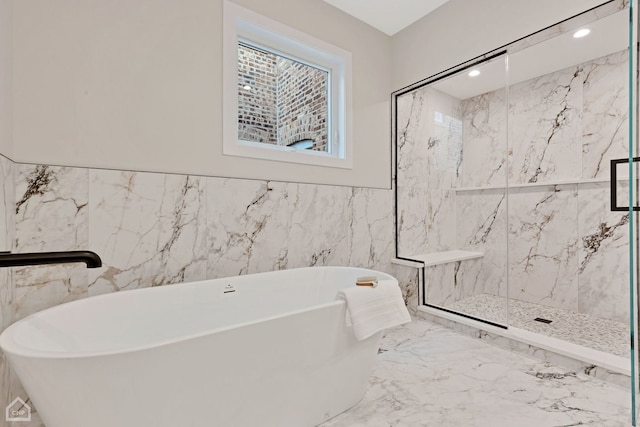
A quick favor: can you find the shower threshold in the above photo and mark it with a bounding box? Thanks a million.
[416,295,630,388]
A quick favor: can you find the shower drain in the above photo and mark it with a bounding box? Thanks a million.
[533,317,553,324]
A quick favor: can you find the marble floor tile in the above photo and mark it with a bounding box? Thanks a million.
[446,294,629,357]
[321,320,630,427]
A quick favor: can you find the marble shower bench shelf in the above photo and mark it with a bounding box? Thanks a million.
[392,250,484,268]
[454,177,611,192]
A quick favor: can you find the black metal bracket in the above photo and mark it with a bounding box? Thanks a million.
[610,157,640,212]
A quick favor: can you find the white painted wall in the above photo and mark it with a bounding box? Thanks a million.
[392,0,608,90]
[8,0,616,187]
[12,0,392,188]
[0,0,12,158]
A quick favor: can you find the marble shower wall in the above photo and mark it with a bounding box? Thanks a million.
[509,49,627,321]
[396,87,460,257]
[396,87,467,309]
[396,83,509,311]
[397,49,630,323]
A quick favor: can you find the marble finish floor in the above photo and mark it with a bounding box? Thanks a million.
[321,319,631,427]
[446,294,629,357]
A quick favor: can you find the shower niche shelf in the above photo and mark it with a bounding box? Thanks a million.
[454,177,610,193]
[393,250,484,268]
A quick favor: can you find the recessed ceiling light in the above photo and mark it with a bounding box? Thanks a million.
[468,70,480,77]
[243,85,252,91]
[573,28,590,38]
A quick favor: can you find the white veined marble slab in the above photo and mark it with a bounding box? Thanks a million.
[321,319,631,427]
[408,250,484,267]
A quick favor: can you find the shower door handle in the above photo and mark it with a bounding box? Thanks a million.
[610,157,640,212]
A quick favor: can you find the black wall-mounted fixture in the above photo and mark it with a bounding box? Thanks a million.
[0,251,102,268]
[610,157,640,212]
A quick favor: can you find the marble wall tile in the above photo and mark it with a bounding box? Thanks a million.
[456,189,508,298]
[582,49,628,179]
[397,88,461,191]
[390,264,420,312]
[205,178,396,279]
[424,263,455,307]
[396,90,430,194]
[577,182,629,323]
[14,165,89,320]
[287,182,352,268]
[207,178,294,278]
[424,259,484,310]
[6,164,401,303]
[397,187,456,257]
[396,90,426,164]
[508,66,584,184]
[507,185,579,310]
[397,86,460,257]
[347,187,394,270]
[89,169,207,295]
[396,184,427,257]
[460,89,508,188]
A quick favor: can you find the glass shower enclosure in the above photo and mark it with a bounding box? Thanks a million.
[394,0,639,423]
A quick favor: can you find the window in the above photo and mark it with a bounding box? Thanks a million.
[237,42,329,152]
[222,1,352,169]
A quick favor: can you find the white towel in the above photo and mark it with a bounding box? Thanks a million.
[336,279,412,341]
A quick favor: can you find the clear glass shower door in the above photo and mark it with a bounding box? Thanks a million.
[630,1,639,424]
[393,0,638,422]
[393,52,510,327]
[504,4,631,360]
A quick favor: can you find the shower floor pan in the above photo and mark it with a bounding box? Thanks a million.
[445,294,628,357]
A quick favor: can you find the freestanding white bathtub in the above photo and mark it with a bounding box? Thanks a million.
[0,266,399,427]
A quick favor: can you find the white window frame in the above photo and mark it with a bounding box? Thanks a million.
[222,0,353,169]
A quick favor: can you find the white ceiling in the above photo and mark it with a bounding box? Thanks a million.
[321,1,627,100]
[430,8,628,100]
[322,0,451,36]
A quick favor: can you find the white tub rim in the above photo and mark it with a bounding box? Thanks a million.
[0,266,394,360]
[1,300,347,360]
